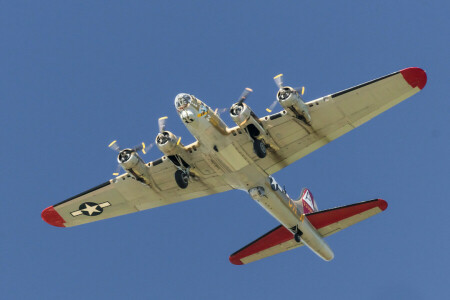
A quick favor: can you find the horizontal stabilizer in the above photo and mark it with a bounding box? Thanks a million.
[307,199,388,237]
[229,199,387,265]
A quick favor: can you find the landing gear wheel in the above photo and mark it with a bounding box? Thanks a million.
[175,170,189,189]
[253,139,267,158]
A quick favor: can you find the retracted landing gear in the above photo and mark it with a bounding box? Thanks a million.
[174,169,189,189]
[253,139,267,158]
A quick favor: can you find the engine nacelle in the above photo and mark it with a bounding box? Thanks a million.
[156,131,184,156]
[230,103,266,139]
[276,87,311,123]
[117,149,152,185]
[156,130,190,169]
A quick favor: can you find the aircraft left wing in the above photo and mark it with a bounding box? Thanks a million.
[42,156,232,227]
[229,199,387,265]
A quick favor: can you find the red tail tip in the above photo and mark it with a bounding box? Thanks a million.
[229,256,243,265]
[377,199,388,211]
[400,67,427,90]
[41,206,66,227]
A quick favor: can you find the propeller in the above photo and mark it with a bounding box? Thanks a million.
[158,116,168,133]
[266,74,305,113]
[108,116,171,176]
[214,107,228,116]
[108,140,148,154]
[108,140,152,176]
[266,100,278,113]
[237,87,253,105]
[267,74,285,113]
[273,73,284,89]
[112,164,122,176]
[230,87,253,115]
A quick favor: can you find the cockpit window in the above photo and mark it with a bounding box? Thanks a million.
[175,93,192,111]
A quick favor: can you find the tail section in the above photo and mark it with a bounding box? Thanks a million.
[229,199,387,265]
[298,188,318,213]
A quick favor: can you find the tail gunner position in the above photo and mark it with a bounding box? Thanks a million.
[41,68,427,264]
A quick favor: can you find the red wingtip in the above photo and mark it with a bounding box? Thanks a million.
[400,67,427,90]
[229,256,243,265]
[377,199,388,211]
[41,206,66,227]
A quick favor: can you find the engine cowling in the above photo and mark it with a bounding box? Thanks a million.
[276,87,311,123]
[117,149,152,185]
[155,130,190,169]
[156,131,184,156]
[230,103,266,139]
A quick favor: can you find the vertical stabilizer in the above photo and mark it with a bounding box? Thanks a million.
[298,188,318,213]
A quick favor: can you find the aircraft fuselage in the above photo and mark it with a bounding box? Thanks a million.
[174,93,334,260]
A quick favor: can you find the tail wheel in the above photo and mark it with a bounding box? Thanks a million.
[294,229,303,243]
[253,139,267,158]
[175,170,189,189]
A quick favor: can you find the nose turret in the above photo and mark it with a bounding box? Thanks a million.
[174,93,192,112]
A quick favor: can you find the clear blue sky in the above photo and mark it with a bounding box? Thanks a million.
[1,1,448,299]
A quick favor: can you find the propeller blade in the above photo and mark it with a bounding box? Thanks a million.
[112,164,121,176]
[142,142,154,155]
[133,142,146,153]
[108,140,121,152]
[215,107,228,116]
[266,100,278,113]
[237,87,253,105]
[294,86,306,96]
[273,74,284,89]
[158,116,168,133]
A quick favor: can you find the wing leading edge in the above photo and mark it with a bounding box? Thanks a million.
[229,199,387,265]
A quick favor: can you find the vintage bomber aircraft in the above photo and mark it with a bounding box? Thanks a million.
[42,67,426,264]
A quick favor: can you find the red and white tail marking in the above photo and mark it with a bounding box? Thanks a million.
[300,188,317,214]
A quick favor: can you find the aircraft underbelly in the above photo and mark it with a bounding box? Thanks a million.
[248,177,299,230]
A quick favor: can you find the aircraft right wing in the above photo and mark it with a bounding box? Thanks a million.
[254,67,427,174]
[229,199,387,265]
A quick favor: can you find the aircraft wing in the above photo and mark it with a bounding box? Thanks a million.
[255,68,427,174]
[42,154,232,228]
[229,199,387,265]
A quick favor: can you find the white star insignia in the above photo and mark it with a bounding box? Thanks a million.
[81,203,101,216]
[71,201,111,217]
